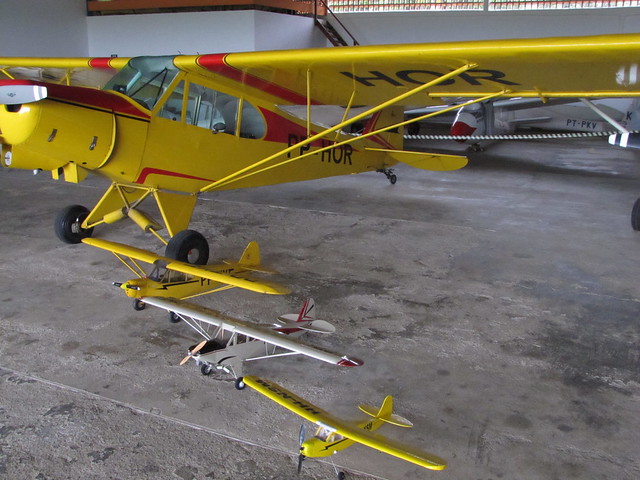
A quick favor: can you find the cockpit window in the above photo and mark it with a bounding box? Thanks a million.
[104,56,179,111]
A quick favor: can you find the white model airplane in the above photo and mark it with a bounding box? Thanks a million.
[142,296,363,387]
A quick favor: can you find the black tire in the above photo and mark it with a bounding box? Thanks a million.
[337,472,346,480]
[165,229,209,265]
[168,312,181,323]
[632,197,640,231]
[54,205,94,244]
[389,174,397,185]
[235,377,246,390]
[132,299,146,311]
[200,364,213,376]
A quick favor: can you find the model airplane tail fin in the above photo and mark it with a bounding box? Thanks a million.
[275,299,335,334]
[223,241,277,274]
[359,396,413,428]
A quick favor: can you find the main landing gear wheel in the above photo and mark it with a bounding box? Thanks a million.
[54,205,94,244]
[632,198,640,231]
[234,377,246,390]
[200,364,213,376]
[165,229,209,265]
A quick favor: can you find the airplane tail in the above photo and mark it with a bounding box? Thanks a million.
[359,396,413,428]
[224,241,277,273]
[275,298,335,334]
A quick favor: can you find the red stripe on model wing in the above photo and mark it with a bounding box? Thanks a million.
[197,54,317,105]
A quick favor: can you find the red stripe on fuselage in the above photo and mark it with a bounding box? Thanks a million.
[135,167,212,185]
[0,79,150,120]
[197,54,318,105]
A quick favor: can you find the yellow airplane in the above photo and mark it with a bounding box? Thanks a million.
[83,238,289,312]
[3,33,640,261]
[241,375,447,476]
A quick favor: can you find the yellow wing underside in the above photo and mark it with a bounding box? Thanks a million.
[243,376,447,471]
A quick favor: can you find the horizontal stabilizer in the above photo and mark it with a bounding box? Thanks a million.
[222,241,279,274]
[366,148,468,171]
[359,400,414,428]
[276,317,336,334]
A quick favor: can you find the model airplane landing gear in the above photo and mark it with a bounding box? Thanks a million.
[165,229,210,265]
[54,204,94,244]
[377,168,397,185]
[631,198,640,231]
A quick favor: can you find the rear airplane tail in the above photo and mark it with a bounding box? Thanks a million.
[275,298,336,334]
[359,396,414,428]
[238,241,261,267]
[224,241,277,273]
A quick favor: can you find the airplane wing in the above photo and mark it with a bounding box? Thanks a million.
[0,57,129,89]
[242,376,447,471]
[142,297,363,367]
[82,238,290,295]
[176,34,640,107]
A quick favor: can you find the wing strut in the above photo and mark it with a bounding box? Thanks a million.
[210,90,506,189]
[199,63,479,193]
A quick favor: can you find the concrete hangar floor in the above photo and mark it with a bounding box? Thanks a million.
[1,136,639,480]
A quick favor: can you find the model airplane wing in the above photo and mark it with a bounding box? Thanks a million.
[142,297,363,367]
[242,376,447,471]
[82,238,289,295]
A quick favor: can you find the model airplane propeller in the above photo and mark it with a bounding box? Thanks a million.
[179,340,207,366]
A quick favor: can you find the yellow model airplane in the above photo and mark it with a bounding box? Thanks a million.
[241,375,447,476]
[3,33,640,259]
[83,238,289,311]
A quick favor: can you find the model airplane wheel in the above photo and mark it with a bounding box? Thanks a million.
[54,205,94,244]
[631,197,640,231]
[234,377,246,390]
[337,472,346,480]
[169,312,181,323]
[165,229,209,265]
[389,174,397,185]
[200,364,213,376]
[132,299,146,311]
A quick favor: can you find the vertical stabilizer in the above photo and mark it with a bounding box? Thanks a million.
[238,241,261,267]
[359,396,413,427]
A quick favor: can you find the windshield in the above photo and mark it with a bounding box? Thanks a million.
[104,56,179,110]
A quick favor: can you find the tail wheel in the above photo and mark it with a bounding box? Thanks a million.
[54,205,94,244]
[165,229,209,265]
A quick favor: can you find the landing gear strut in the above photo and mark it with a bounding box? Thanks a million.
[377,168,397,185]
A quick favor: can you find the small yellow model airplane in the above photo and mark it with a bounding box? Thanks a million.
[3,33,640,259]
[241,375,447,476]
[83,238,289,311]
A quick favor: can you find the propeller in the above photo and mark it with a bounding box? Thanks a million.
[180,340,207,366]
[297,423,306,475]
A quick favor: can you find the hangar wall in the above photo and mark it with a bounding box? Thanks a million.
[86,11,330,57]
[336,9,640,44]
[0,0,88,57]
[2,0,640,58]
